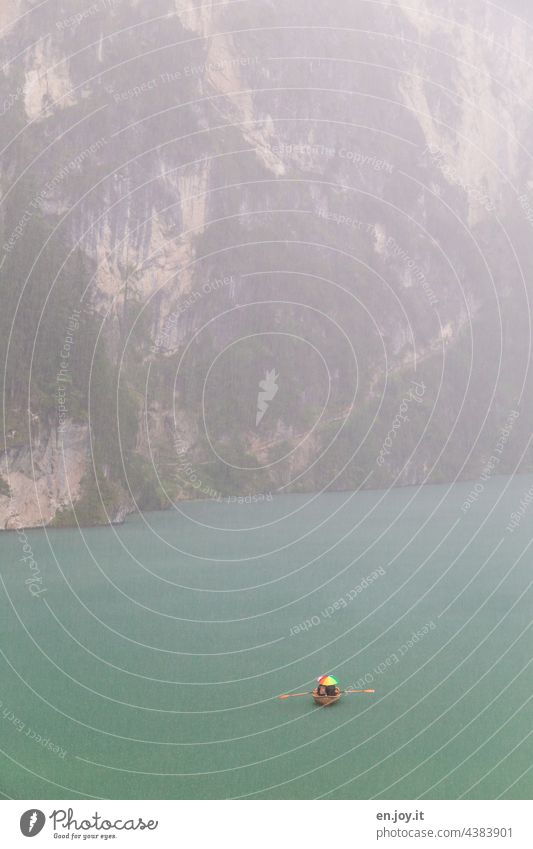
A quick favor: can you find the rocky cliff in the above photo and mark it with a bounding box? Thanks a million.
[1,0,532,527]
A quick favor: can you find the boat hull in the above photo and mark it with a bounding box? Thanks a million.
[312,687,341,706]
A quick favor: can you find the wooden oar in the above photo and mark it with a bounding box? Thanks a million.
[279,688,375,699]
[278,692,311,699]
[344,689,375,694]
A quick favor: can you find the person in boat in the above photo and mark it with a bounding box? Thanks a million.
[317,683,338,697]
[316,675,340,697]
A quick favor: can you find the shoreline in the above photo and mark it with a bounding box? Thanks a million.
[2,470,531,533]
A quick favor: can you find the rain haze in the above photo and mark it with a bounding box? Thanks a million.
[0,0,531,812]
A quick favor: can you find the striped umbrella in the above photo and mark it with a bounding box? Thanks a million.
[317,675,338,686]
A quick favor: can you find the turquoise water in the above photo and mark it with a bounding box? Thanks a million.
[0,476,531,799]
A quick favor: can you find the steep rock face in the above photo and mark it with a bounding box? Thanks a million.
[0,422,87,528]
[396,0,533,225]
[1,0,532,527]
[22,35,75,120]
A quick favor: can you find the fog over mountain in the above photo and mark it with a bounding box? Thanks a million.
[1,0,533,528]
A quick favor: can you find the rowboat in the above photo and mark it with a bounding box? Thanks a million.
[312,687,342,706]
[279,685,373,702]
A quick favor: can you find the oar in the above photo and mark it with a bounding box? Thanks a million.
[278,692,312,699]
[344,689,375,694]
[279,688,375,699]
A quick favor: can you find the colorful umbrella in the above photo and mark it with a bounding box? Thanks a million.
[317,675,338,686]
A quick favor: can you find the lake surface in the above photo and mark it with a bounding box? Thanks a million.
[0,476,531,799]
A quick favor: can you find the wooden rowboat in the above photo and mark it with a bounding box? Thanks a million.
[312,687,342,706]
